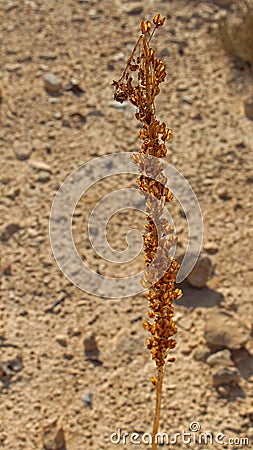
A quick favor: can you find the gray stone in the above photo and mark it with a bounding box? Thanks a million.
[244,96,253,120]
[178,316,193,331]
[0,223,21,242]
[247,427,253,438]
[29,160,52,172]
[55,335,67,347]
[216,384,232,396]
[193,345,212,362]
[40,53,56,61]
[127,6,143,15]
[187,256,214,288]
[88,9,96,19]
[204,242,219,254]
[0,356,23,378]
[87,109,104,117]
[54,112,62,120]
[13,141,32,160]
[213,366,240,386]
[84,334,99,360]
[42,418,66,450]
[206,349,232,367]
[217,186,230,200]
[5,63,21,72]
[7,187,20,200]
[44,72,62,94]
[37,170,50,182]
[205,310,250,350]
[0,259,11,276]
[160,47,170,58]
[81,392,93,407]
[40,64,49,71]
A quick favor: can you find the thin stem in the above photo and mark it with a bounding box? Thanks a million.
[148,25,158,44]
[119,35,143,82]
[152,366,164,450]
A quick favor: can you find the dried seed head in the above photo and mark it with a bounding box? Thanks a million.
[153,13,166,27]
[150,376,157,386]
[113,14,181,371]
[153,13,161,25]
[141,19,152,34]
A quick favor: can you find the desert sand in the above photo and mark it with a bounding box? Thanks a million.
[1,1,253,449]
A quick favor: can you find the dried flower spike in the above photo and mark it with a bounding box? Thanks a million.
[113,14,182,450]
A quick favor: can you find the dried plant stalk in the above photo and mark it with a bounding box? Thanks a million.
[113,14,182,449]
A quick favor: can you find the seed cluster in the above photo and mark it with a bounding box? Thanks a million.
[113,14,182,373]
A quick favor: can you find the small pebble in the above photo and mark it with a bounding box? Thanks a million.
[29,160,52,172]
[204,242,218,254]
[205,310,250,350]
[63,352,74,360]
[0,223,21,242]
[178,316,193,331]
[187,256,214,288]
[49,97,60,104]
[55,334,67,347]
[40,64,49,71]
[37,170,50,182]
[7,188,20,200]
[1,260,12,276]
[54,112,62,120]
[217,186,230,200]
[206,349,232,367]
[87,109,104,117]
[13,141,32,160]
[193,345,212,362]
[42,419,66,450]
[181,96,193,105]
[127,6,143,15]
[213,366,240,386]
[81,392,93,407]
[44,72,62,94]
[88,9,97,19]
[247,427,253,438]
[68,327,81,337]
[160,47,170,58]
[5,63,21,72]
[62,119,71,127]
[217,384,232,396]
[244,96,253,120]
[40,53,56,61]
[84,334,99,359]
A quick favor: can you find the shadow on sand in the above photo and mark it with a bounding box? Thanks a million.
[177,280,224,308]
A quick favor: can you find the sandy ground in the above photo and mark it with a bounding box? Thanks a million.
[1,0,253,449]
